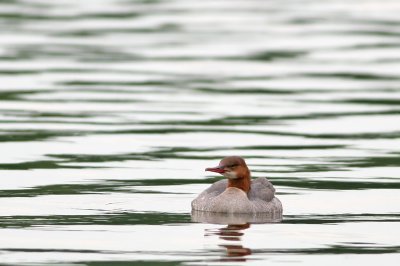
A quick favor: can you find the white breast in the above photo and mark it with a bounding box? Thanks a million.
[191,177,283,214]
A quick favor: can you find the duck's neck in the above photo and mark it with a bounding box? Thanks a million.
[228,176,251,193]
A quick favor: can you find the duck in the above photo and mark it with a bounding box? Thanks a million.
[191,156,282,214]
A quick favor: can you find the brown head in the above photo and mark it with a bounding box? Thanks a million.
[205,156,251,193]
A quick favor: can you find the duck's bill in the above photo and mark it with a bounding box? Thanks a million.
[205,166,225,174]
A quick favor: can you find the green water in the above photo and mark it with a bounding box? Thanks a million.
[0,0,400,265]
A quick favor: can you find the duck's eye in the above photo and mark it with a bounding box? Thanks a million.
[226,164,238,169]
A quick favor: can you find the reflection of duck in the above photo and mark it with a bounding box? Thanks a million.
[192,156,282,214]
[191,210,282,224]
[206,223,252,262]
[220,244,251,260]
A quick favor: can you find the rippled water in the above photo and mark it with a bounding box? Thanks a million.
[1,0,400,265]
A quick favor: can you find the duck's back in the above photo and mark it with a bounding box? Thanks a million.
[248,177,282,213]
[191,177,282,214]
[248,177,275,201]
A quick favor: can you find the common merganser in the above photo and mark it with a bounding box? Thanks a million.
[191,156,283,214]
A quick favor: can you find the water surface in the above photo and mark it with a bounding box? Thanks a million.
[1,0,400,265]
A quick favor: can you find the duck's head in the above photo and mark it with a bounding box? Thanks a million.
[205,156,250,180]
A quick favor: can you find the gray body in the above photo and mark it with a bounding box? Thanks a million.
[191,177,283,214]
